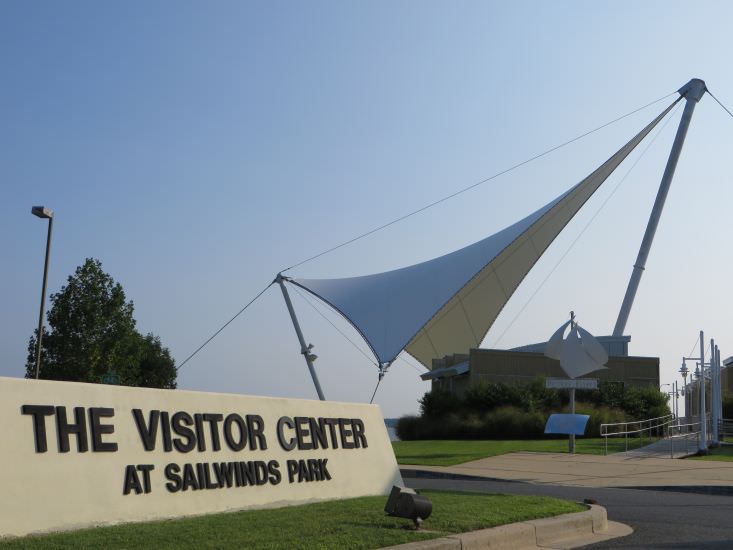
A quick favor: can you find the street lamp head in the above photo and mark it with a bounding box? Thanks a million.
[31,206,54,219]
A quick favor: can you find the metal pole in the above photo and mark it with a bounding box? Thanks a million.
[699,331,708,452]
[35,216,53,379]
[568,311,576,454]
[717,347,723,424]
[276,275,326,401]
[711,339,719,445]
[675,380,679,420]
[569,387,575,454]
[613,79,706,336]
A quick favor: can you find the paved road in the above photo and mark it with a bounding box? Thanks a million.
[405,476,733,549]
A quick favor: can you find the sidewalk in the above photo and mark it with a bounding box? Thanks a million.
[401,451,733,489]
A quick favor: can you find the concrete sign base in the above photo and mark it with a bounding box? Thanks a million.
[0,376,402,537]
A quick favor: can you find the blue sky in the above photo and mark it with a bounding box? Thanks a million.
[2,1,733,417]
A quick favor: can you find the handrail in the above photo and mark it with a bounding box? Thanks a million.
[600,414,675,454]
[600,414,674,437]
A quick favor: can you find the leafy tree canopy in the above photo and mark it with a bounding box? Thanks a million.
[26,258,177,389]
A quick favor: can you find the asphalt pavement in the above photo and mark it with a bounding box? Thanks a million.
[405,476,733,549]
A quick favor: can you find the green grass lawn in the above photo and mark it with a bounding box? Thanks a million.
[0,490,583,550]
[688,445,733,462]
[393,436,660,466]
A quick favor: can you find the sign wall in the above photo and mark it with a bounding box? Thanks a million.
[0,377,403,537]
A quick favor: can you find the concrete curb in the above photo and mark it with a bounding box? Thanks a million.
[381,504,633,549]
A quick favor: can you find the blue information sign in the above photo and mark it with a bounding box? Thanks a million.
[544,413,590,436]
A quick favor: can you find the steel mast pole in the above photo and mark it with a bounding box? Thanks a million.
[613,79,706,336]
[699,331,708,453]
[712,349,716,438]
[716,347,723,424]
[276,274,326,401]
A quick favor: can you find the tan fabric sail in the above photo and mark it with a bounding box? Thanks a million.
[293,100,677,368]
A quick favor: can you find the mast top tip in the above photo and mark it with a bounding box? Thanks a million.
[678,78,707,102]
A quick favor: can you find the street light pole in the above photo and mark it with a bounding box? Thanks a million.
[31,206,54,380]
[699,331,708,452]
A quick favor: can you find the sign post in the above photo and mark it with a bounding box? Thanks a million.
[544,312,608,454]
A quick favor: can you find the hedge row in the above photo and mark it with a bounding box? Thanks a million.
[396,378,670,440]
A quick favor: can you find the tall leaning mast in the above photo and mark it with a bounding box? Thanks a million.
[613,78,707,336]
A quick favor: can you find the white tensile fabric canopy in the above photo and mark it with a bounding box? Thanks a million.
[290,101,677,369]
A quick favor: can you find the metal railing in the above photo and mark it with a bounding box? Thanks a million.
[666,420,703,458]
[600,414,675,455]
[718,418,733,442]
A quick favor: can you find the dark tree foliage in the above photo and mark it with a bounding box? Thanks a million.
[723,392,733,419]
[399,378,671,440]
[25,258,177,389]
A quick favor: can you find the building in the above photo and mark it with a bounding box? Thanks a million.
[422,336,660,395]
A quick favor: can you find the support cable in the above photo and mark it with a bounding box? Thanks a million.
[396,353,429,375]
[282,92,677,273]
[492,100,682,348]
[707,89,733,119]
[176,283,274,371]
[687,336,700,359]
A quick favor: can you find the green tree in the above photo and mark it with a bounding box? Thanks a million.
[25,258,177,389]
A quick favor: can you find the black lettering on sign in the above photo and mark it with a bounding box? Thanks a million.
[223,414,247,451]
[165,463,182,493]
[172,412,195,453]
[268,460,282,485]
[255,461,268,485]
[139,464,154,493]
[160,411,173,452]
[56,406,89,453]
[286,459,298,483]
[311,418,328,449]
[319,458,331,480]
[21,405,54,453]
[212,462,236,488]
[89,408,117,452]
[123,465,142,495]
[194,414,206,452]
[203,413,224,451]
[277,417,296,451]
[323,418,339,449]
[240,461,256,486]
[352,418,368,448]
[123,464,155,495]
[132,409,160,451]
[182,463,198,491]
[294,417,313,450]
[197,462,217,489]
[286,458,331,483]
[338,418,355,449]
[246,415,267,450]
[307,458,320,481]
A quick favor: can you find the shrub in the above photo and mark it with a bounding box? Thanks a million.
[723,392,733,419]
[395,415,423,441]
[575,403,626,437]
[419,389,461,417]
[480,406,546,439]
[400,378,670,440]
